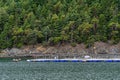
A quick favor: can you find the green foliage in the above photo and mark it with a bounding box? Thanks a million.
[17,43,23,48]
[0,0,120,49]
[42,41,49,47]
[48,37,62,45]
[71,42,76,47]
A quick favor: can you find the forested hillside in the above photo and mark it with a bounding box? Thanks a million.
[0,0,120,49]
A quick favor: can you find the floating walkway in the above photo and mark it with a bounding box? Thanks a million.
[27,58,120,62]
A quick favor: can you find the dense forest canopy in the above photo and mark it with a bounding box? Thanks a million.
[0,0,120,49]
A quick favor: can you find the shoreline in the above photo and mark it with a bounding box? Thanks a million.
[1,53,120,62]
[0,53,120,59]
[0,42,120,59]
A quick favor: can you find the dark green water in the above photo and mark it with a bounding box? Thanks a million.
[0,62,120,80]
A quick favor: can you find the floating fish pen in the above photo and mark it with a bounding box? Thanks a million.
[27,58,120,62]
[26,53,120,62]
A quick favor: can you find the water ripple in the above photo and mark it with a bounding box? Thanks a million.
[0,62,120,80]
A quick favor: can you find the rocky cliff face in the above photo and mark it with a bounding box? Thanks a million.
[0,42,120,57]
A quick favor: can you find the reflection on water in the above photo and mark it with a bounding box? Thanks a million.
[0,62,120,80]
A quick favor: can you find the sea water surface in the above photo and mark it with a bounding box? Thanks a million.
[0,61,120,80]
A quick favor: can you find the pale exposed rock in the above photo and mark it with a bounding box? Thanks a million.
[0,42,120,57]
